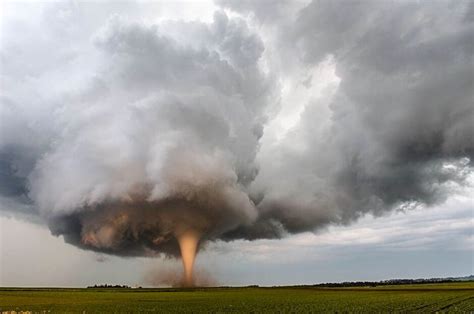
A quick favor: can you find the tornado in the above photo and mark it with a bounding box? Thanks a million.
[176,229,201,286]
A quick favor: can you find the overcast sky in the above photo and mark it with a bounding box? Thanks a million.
[0,0,473,287]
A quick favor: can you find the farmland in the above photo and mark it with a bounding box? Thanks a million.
[0,282,473,313]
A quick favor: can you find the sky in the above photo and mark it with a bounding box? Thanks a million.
[0,0,473,287]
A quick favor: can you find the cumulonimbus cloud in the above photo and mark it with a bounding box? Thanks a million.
[0,0,472,257]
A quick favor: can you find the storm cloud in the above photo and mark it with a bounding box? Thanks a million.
[1,0,472,257]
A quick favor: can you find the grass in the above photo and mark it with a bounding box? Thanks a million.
[0,282,473,313]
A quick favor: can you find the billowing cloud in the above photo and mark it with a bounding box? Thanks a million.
[221,0,474,239]
[0,0,472,260]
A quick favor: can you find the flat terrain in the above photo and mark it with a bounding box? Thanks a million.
[1,282,473,313]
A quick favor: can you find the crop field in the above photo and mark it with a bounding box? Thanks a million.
[0,282,473,313]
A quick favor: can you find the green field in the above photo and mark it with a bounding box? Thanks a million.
[1,282,473,313]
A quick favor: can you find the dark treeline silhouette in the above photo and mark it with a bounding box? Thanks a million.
[86,275,472,289]
[87,284,142,289]
[306,275,474,288]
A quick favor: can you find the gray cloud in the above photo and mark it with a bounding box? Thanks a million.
[0,0,472,258]
[222,0,474,238]
[1,5,277,257]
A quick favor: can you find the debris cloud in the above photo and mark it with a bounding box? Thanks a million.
[145,264,218,288]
